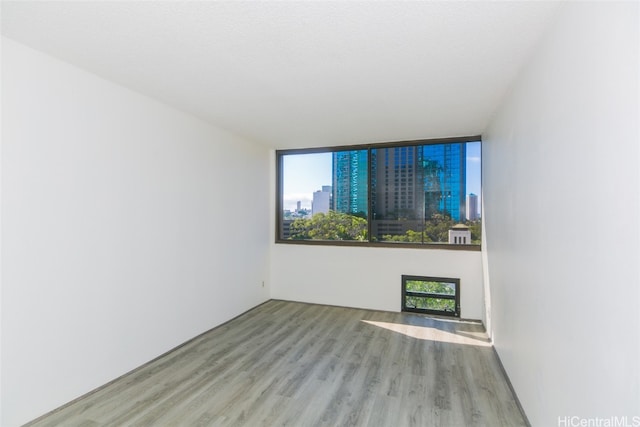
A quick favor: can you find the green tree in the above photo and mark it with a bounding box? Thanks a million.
[405,280,456,312]
[380,216,481,244]
[289,211,367,241]
[423,213,454,242]
[467,220,481,244]
[382,229,430,243]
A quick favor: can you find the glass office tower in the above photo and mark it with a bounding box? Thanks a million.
[421,142,466,222]
[332,150,368,216]
[371,142,466,222]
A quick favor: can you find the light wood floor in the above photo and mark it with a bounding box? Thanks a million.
[26,300,527,427]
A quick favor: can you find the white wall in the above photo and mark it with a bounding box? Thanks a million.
[483,3,639,426]
[1,38,271,427]
[271,243,485,320]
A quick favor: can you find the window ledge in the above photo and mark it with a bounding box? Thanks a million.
[275,239,481,251]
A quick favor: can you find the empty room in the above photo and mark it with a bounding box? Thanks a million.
[1,1,638,426]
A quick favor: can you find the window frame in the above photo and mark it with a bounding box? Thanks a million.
[275,135,481,251]
[401,275,461,318]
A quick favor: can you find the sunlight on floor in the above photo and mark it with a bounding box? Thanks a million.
[361,320,492,347]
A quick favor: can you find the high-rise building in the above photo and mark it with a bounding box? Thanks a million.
[332,143,467,242]
[372,143,466,222]
[312,186,331,216]
[467,193,479,221]
[332,150,368,215]
[371,145,422,220]
[421,143,466,222]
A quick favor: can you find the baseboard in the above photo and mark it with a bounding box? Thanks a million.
[491,346,532,427]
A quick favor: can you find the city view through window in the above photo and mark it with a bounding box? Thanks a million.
[279,140,481,246]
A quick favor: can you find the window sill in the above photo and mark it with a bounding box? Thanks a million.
[275,239,481,251]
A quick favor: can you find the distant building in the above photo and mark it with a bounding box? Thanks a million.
[281,220,293,239]
[467,193,479,221]
[448,224,471,244]
[321,185,333,210]
[296,201,301,212]
[312,186,331,216]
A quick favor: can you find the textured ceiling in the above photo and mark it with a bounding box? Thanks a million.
[1,1,560,148]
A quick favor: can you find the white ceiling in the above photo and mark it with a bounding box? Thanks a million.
[1,1,560,149]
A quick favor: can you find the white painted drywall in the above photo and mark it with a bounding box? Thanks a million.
[270,243,485,321]
[1,38,271,427]
[483,3,639,425]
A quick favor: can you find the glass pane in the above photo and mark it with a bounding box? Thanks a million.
[281,150,368,241]
[371,141,481,245]
[405,296,456,312]
[406,280,456,296]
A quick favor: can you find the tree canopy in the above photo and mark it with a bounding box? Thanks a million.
[381,215,481,244]
[289,211,368,241]
[287,210,480,244]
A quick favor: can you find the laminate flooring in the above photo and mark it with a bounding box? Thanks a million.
[26,300,527,427]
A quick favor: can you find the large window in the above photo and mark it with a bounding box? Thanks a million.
[276,136,481,249]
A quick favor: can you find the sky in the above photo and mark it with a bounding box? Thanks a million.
[282,142,482,214]
[282,152,332,211]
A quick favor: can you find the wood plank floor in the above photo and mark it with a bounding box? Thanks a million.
[26,300,527,427]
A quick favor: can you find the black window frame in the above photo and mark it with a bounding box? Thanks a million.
[275,135,481,251]
[401,275,461,318]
